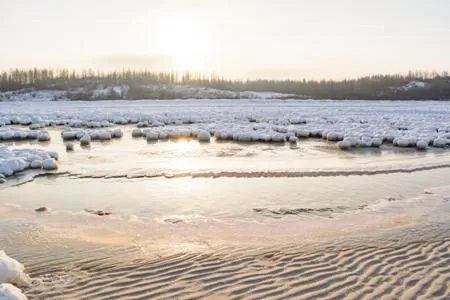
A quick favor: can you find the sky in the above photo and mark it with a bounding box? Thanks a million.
[1,0,450,79]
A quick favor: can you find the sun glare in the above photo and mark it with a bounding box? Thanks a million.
[151,14,212,73]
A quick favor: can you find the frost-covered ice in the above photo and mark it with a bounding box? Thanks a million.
[1,99,450,151]
[0,147,58,177]
[0,251,30,288]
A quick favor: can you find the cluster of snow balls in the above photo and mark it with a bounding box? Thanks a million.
[0,147,58,178]
[61,128,123,146]
[337,136,382,150]
[136,120,165,128]
[0,128,51,143]
[0,251,30,300]
[213,129,287,143]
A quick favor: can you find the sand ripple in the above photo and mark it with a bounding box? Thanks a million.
[17,239,450,299]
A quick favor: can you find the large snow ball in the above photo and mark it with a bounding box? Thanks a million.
[2,158,27,174]
[433,138,450,148]
[26,132,38,140]
[289,118,307,125]
[0,251,31,288]
[37,132,50,142]
[30,160,42,169]
[326,132,344,142]
[159,131,169,139]
[131,128,143,138]
[371,138,383,148]
[395,137,416,148]
[416,140,428,151]
[99,131,112,141]
[80,134,91,146]
[47,151,58,160]
[237,133,252,143]
[296,130,310,138]
[198,130,211,143]
[169,130,181,139]
[2,132,13,141]
[146,131,159,141]
[289,136,298,144]
[42,158,58,170]
[29,123,41,130]
[271,133,286,143]
[112,128,123,138]
[180,129,191,138]
[137,121,149,128]
[338,140,352,150]
[62,131,76,141]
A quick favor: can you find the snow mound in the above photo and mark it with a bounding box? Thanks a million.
[0,251,30,288]
[0,283,27,300]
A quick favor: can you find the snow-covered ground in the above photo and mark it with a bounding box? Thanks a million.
[0,89,68,102]
[0,86,297,101]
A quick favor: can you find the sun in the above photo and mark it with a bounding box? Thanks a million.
[150,14,212,73]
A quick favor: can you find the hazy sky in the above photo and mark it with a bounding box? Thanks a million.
[1,0,450,79]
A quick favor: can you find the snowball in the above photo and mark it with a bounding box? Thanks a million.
[29,123,41,130]
[37,132,50,142]
[42,158,58,170]
[159,131,169,139]
[0,283,27,300]
[0,251,31,288]
[29,160,42,169]
[112,128,123,138]
[296,130,310,138]
[48,151,59,160]
[371,138,382,148]
[289,136,298,144]
[416,140,428,151]
[80,134,91,146]
[271,133,286,143]
[61,131,76,141]
[433,138,449,148]
[198,130,211,143]
[98,131,112,141]
[146,131,159,141]
[132,128,142,138]
[26,132,38,140]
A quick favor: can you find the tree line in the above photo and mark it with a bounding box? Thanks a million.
[1,68,450,100]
